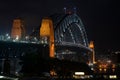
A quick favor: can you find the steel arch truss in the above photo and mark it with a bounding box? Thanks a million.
[54,14,88,47]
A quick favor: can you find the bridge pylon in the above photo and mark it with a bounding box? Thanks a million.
[89,41,96,64]
[11,18,25,40]
[40,18,55,58]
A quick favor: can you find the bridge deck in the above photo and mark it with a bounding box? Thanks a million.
[0,41,49,58]
[56,42,92,52]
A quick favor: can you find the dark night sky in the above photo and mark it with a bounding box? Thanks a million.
[0,0,120,52]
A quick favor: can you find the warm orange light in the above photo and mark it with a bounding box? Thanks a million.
[99,68,102,71]
[40,19,50,36]
[40,18,55,58]
[104,68,107,72]
[11,19,22,39]
[50,43,55,57]
[99,65,102,68]
[50,69,57,76]
[89,41,94,48]
[112,64,116,68]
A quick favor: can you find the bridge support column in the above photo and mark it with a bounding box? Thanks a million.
[40,18,55,58]
[89,41,96,64]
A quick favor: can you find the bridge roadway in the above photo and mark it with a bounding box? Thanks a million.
[56,41,92,52]
[0,41,92,57]
[0,40,91,58]
[0,41,49,58]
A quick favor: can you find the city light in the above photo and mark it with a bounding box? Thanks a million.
[0,75,4,78]
[75,72,85,75]
[109,75,117,79]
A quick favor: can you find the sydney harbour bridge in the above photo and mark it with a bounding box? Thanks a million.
[0,13,92,75]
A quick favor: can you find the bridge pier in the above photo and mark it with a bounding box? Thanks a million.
[0,59,5,74]
[40,18,55,58]
[0,58,10,75]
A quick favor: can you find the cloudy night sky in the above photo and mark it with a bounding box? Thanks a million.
[0,0,120,52]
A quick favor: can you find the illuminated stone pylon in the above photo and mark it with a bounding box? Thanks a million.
[11,18,25,40]
[89,41,96,64]
[40,18,55,58]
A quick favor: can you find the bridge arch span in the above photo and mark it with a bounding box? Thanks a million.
[50,13,89,48]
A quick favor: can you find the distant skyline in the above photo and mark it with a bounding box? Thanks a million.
[0,0,120,51]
